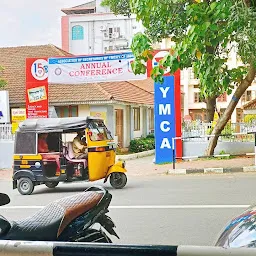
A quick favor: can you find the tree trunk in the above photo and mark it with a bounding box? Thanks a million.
[205,96,217,122]
[206,64,256,156]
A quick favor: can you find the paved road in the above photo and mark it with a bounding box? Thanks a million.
[0,173,256,246]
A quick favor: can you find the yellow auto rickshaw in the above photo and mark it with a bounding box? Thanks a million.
[13,117,127,195]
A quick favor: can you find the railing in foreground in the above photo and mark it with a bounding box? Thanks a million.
[0,240,256,256]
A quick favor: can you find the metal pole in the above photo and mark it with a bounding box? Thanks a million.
[254,133,256,166]
[172,138,175,169]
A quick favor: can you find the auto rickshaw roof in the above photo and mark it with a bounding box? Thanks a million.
[17,116,104,133]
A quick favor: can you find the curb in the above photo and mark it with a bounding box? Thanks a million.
[168,166,256,175]
[116,150,155,161]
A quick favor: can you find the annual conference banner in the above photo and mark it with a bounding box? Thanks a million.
[48,52,147,84]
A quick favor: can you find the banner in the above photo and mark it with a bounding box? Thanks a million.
[26,58,49,119]
[0,91,10,123]
[154,76,176,164]
[90,111,107,124]
[48,52,147,84]
[11,108,26,133]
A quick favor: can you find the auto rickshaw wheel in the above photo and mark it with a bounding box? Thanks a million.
[110,172,127,189]
[45,182,59,188]
[17,177,34,195]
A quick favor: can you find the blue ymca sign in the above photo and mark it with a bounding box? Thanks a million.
[154,76,176,164]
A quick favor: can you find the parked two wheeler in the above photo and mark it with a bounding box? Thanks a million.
[0,186,118,243]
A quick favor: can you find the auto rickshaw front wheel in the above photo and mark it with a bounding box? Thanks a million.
[45,182,59,188]
[17,177,34,195]
[110,172,127,189]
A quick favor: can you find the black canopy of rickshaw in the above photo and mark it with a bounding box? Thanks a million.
[17,117,104,133]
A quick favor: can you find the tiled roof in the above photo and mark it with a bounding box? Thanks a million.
[129,78,154,93]
[0,44,72,105]
[0,44,153,106]
[243,98,256,110]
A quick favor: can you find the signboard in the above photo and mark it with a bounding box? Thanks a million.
[47,52,146,84]
[90,111,107,124]
[11,108,26,134]
[154,76,176,164]
[0,91,10,123]
[26,58,49,119]
[147,50,182,162]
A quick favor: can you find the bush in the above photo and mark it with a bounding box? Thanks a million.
[244,114,256,124]
[146,133,154,139]
[129,136,155,153]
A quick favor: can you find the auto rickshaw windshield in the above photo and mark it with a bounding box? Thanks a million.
[88,120,113,141]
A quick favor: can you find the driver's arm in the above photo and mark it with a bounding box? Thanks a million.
[73,137,85,150]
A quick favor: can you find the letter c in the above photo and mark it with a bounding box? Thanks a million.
[160,121,170,132]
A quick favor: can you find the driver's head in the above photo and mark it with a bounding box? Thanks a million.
[77,130,85,137]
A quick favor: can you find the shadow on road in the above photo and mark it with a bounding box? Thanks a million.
[30,183,134,196]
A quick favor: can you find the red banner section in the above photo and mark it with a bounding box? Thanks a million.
[26,58,49,119]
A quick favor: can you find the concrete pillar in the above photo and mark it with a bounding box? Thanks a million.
[182,69,189,116]
[142,107,148,137]
[106,105,115,137]
[130,106,134,140]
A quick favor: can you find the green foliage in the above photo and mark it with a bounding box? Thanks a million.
[146,133,155,139]
[129,136,155,153]
[0,66,7,89]
[101,0,131,16]
[107,0,256,101]
[244,114,256,123]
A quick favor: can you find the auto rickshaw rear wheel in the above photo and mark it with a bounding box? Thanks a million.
[17,177,34,195]
[45,181,59,188]
[110,172,127,189]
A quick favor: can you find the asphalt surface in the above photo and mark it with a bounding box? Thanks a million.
[0,173,256,246]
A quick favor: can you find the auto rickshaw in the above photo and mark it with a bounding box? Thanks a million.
[12,117,127,195]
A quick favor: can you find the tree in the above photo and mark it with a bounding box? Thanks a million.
[0,66,7,89]
[103,0,256,155]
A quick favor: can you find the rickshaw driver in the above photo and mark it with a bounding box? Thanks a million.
[72,131,88,159]
[38,133,61,174]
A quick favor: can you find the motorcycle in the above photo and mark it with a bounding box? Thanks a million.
[0,186,119,243]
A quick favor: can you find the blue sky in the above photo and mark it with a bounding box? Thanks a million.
[0,0,85,48]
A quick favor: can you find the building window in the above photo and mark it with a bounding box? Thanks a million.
[108,27,120,38]
[134,108,140,131]
[149,108,154,130]
[217,92,227,102]
[55,106,78,118]
[72,25,84,40]
[246,90,252,101]
[194,92,202,103]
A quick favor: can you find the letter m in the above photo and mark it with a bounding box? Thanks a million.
[159,104,171,115]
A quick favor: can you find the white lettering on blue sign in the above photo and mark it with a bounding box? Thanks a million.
[160,87,170,98]
[154,76,176,163]
[160,138,171,149]
[160,121,170,132]
[159,104,171,115]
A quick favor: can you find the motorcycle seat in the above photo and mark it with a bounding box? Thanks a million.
[4,191,103,241]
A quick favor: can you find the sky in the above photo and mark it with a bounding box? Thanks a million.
[0,0,86,48]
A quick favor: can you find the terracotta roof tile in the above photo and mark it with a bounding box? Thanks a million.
[129,78,154,93]
[0,44,72,105]
[243,98,256,110]
[0,44,154,106]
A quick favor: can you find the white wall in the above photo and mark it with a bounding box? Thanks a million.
[78,105,90,117]
[68,14,143,55]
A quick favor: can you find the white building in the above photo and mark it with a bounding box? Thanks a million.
[61,0,143,55]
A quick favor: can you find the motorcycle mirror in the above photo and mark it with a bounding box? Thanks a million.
[0,193,10,206]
